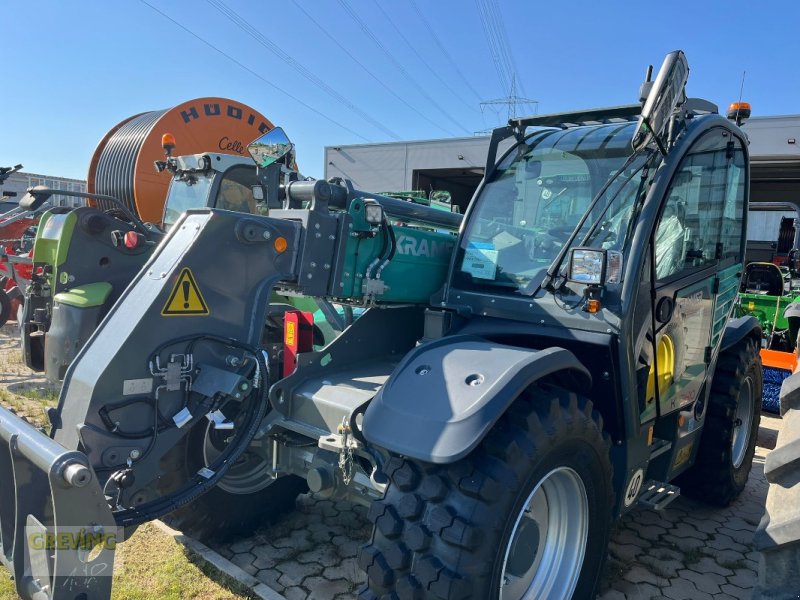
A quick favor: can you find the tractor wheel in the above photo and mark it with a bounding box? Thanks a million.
[0,288,12,328]
[359,383,613,600]
[677,339,762,506]
[165,418,307,541]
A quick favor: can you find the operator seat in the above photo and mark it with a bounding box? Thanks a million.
[654,199,687,279]
[740,262,785,296]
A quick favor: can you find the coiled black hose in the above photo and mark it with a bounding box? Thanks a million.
[112,338,270,528]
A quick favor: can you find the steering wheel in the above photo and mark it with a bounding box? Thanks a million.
[526,229,563,260]
[547,225,576,240]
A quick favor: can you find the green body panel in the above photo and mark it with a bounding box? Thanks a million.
[338,198,457,303]
[736,291,798,334]
[379,191,454,212]
[31,210,78,288]
[711,263,743,347]
[53,282,113,308]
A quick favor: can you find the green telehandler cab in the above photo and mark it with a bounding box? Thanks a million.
[0,51,762,600]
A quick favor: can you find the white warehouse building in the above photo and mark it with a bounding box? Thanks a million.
[325,114,800,216]
[324,135,493,212]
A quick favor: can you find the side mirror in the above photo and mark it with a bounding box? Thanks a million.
[247,127,294,168]
[19,186,53,211]
[568,248,623,285]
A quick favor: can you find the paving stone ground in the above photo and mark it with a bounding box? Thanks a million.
[213,414,781,600]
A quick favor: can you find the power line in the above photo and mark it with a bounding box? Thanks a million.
[475,0,529,98]
[480,74,538,122]
[288,0,459,137]
[490,0,525,95]
[475,0,535,124]
[371,0,478,115]
[206,0,401,141]
[137,0,372,142]
[475,0,509,93]
[409,0,484,103]
[336,0,471,136]
[488,0,526,97]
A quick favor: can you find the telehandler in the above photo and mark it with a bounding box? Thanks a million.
[18,135,454,383]
[0,50,762,600]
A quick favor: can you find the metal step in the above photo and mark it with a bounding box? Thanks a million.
[649,438,672,459]
[637,480,681,510]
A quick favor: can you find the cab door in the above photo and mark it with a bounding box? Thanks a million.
[648,128,746,418]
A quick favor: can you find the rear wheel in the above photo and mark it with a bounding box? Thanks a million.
[359,383,613,600]
[677,339,762,505]
[166,417,307,541]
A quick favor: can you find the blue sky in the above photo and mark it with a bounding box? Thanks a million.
[3,0,799,181]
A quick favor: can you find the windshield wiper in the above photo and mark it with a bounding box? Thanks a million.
[524,148,657,297]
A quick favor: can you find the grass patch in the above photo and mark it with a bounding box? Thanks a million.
[0,571,14,599]
[17,386,59,405]
[0,386,54,428]
[0,388,22,412]
[0,523,253,600]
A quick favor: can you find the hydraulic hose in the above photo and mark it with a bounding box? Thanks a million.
[112,339,270,528]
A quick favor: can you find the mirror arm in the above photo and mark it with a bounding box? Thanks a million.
[641,116,668,156]
[257,163,283,209]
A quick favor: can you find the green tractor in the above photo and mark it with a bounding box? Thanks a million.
[18,142,337,382]
[0,50,762,600]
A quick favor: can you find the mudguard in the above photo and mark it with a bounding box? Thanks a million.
[362,335,591,464]
[720,315,762,354]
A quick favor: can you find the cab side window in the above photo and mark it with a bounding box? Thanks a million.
[215,166,261,214]
[654,130,746,280]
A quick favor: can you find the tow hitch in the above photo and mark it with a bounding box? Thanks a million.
[0,406,116,600]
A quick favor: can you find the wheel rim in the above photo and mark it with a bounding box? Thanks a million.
[731,375,754,469]
[499,467,589,600]
[202,421,273,495]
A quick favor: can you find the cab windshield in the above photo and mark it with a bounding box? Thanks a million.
[454,122,649,294]
[163,174,214,228]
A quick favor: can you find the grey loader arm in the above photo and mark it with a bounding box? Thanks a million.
[362,335,591,464]
[753,372,800,599]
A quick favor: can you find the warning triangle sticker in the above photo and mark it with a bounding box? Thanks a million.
[161,268,210,316]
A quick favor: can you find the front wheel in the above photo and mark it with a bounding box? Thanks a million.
[360,383,613,600]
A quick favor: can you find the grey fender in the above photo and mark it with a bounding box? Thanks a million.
[720,316,762,354]
[362,335,591,464]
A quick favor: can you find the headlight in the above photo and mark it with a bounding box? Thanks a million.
[363,200,384,225]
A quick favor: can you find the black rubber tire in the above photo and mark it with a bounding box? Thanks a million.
[359,383,613,600]
[164,421,308,542]
[166,474,308,542]
[677,339,762,506]
[0,288,12,328]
